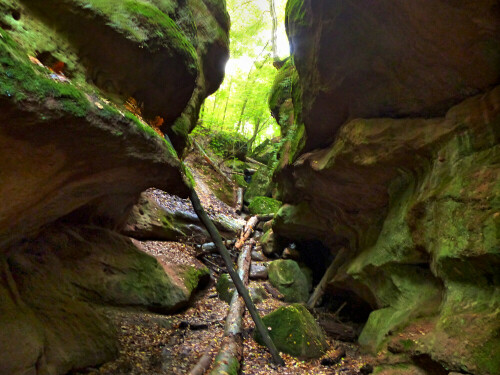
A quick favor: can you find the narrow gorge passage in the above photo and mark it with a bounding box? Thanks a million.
[1,0,498,375]
[71,149,372,375]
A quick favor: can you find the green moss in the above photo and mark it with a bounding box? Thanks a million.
[248,196,282,215]
[71,0,197,62]
[179,265,209,293]
[268,259,310,302]
[233,174,248,188]
[216,273,234,304]
[254,304,327,358]
[0,32,90,115]
[268,57,294,114]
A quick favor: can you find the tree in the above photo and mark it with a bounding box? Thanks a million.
[197,0,289,152]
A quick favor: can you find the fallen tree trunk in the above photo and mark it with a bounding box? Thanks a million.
[307,247,348,309]
[246,156,266,167]
[236,187,244,214]
[318,319,358,342]
[197,239,235,257]
[234,216,259,250]
[188,343,214,375]
[257,213,274,222]
[209,241,253,374]
[187,182,284,366]
[194,140,233,185]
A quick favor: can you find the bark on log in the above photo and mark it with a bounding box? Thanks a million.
[236,187,244,214]
[197,239,235,257]
[188,343,214,375]
[257,213,274,222]
[318,319,358,342]
[187,185,284,366]
[263,282,284,301]
[234,216,259,250]
[209,241,253,374]
[246,156,266,167]
[307,247,348,309]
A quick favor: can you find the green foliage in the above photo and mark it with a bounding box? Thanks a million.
[195,0,289,150]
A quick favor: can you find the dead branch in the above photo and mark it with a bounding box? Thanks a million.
[234,216,259,250]
[307,247,349,309]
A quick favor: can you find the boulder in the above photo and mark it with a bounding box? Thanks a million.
[123,193,209,242]
[268,259,310,302]
[123,191,244,242]
[216,273,234,304]
[261,229,281,257]
[0,226,209,375]
[254,304,328,358]
[249,263,268,280]
[286,0,500,151]
[248,286,268,305]
[244,164,276,202]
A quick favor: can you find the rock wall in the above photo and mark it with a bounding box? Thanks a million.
[275,1,500,374]
[0,0,228,373]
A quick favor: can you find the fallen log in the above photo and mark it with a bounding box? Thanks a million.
[246,156,266,167]
[188,343,214,375]
[234,216,259,250]
[194,140,233,185]
[236,187,244,214]
[307,247,349,309]
[263,282,284,301]
[197,239,236,257]
[318,319,358,342]
[187,182,284,366]
[257,213,274,222]
[210,240,253,375]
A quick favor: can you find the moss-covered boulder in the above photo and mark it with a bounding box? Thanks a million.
[0,226,209,374]
[248,196,282,215]
[216,273,234,304]
[244,164,276,202]
[261,229,280,257]
[254,304,327,358]
[268,259,310,302]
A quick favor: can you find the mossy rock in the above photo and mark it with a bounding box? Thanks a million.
[254,304,327,358]
[268,259,310,302]
[248,196,282,215]
[216,273,234,304]
[261,229,280,257]
[244,165,275,202]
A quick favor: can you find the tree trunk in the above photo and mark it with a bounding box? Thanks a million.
[307,247,349,309]
[236,187,244,214]
[221,78,233,129]
[268,0,278,61]
[209,240,253,374]
[187,185,284,366]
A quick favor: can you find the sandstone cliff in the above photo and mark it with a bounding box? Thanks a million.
[0,1,228,373]
[273,1,500,374]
